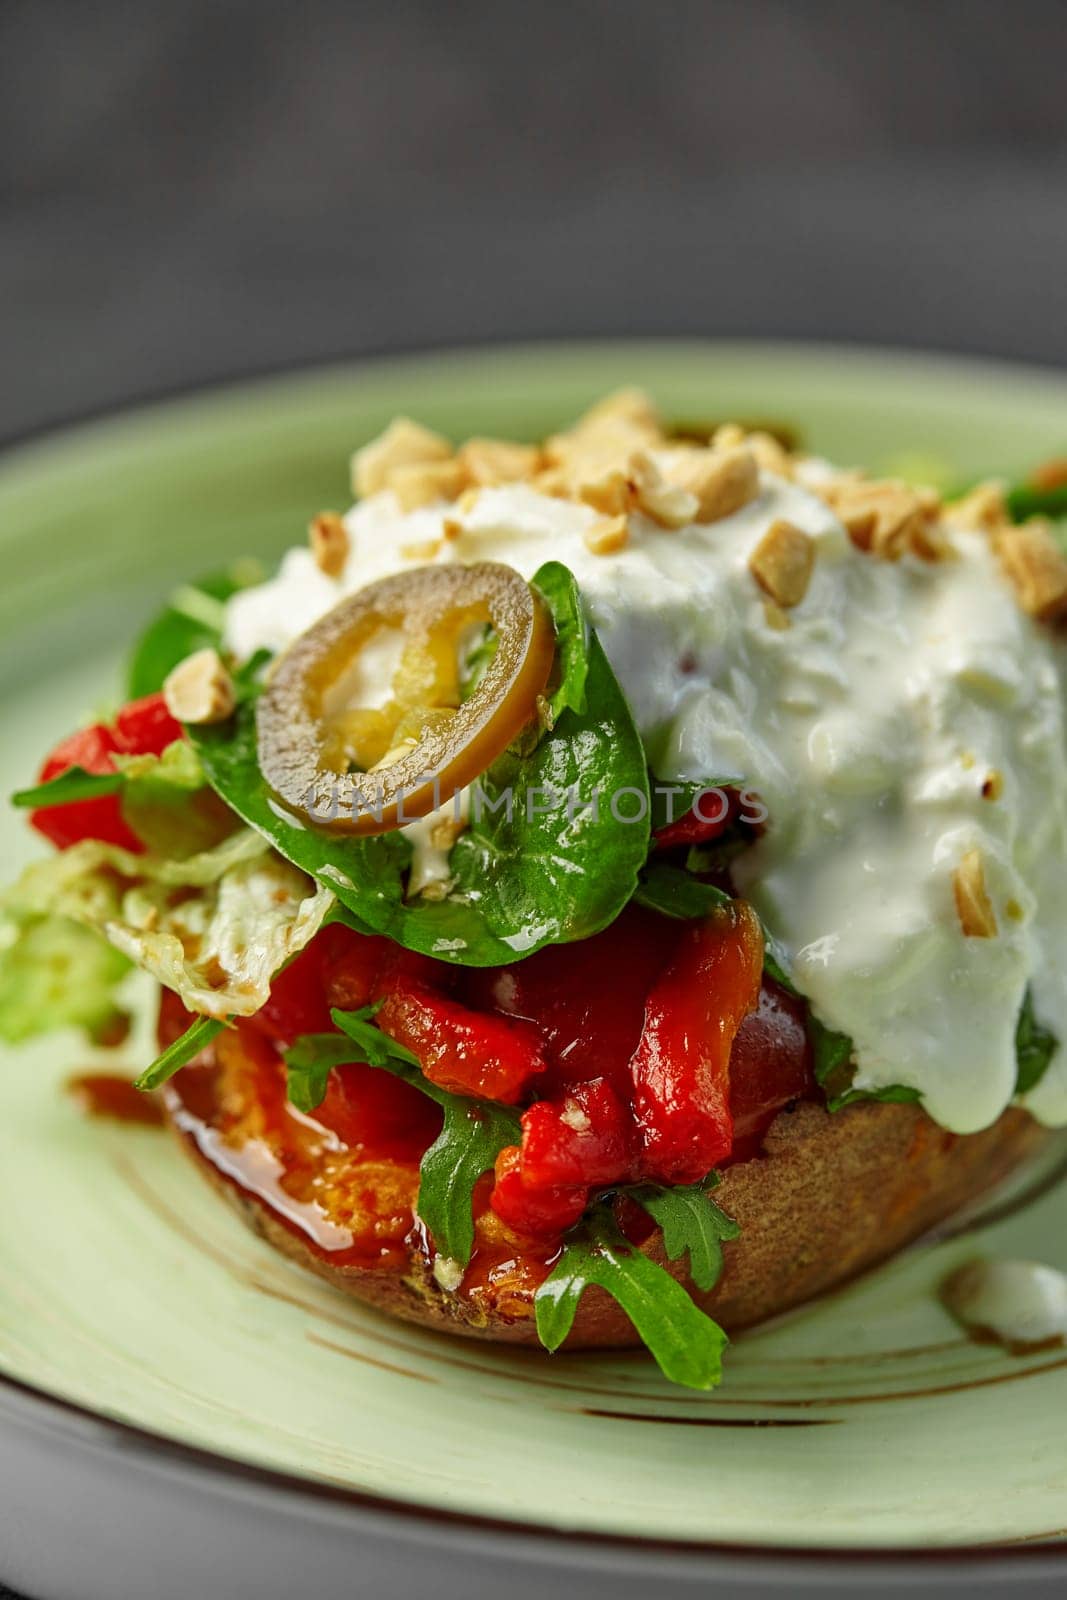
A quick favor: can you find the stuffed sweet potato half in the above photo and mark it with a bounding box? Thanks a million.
[6,391,1066,1390]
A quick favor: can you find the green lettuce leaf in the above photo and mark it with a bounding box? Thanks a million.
[534,1207,729,1390]
[533,560,589,720]
[633,862,731,920]
[0,912,131,1045]
[11,768,125,808]
[2,829,332,1019]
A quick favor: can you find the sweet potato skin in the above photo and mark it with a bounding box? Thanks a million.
[166,1095,1048,1349]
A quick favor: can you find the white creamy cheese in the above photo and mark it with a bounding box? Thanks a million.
[225,470,1067,1135]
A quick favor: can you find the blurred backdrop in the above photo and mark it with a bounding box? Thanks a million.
[1,0,1066,437]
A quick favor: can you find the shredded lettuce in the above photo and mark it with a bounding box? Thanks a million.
[0,911,131,1044]
[2,829,332,1020]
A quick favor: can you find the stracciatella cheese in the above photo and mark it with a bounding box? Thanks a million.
[225,470,1067,1135]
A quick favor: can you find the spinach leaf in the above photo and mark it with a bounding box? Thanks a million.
[633,862,731,920]
[126,563,264,698]
[825,1083,923,1113]
[532,560,589,720]
[190,563,650,966]
[1015,988,1059,1096]
[1006,482,1067,525]
[627,1175,739,1292]
[134,1015,226,1091]
[534,1206,729,1389]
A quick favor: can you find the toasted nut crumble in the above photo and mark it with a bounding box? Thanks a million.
[947,481,1010,534]
[352,417,452,498]
[982,770,1004,802]
[577,465,631,517]
[163,649,236,725]
[390,458,467,512]
[308,511,349,577]
[824,477,942,561]
[442,517,464,542]
[584,513,630,555]
[954,849,998,938]
[575,387,661,434]
[749,518,816,608]
[992,521,1067,622]
[400,538,444,562]
[667,446,759,525]
[458,437,540,486]
[628,450,699,529]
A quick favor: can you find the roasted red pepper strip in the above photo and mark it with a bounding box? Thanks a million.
[630,902,763,1183]
[30,693,183,853]
[518,1077,634,1189]
[653,787,741,850]
[489,1145,587,1239]
[375,974,547,1104]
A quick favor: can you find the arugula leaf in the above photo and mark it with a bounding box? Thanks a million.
[11,767,125,808]
[134,1015,226,1091]
[535,1207,729,1389]
[126,563,264,698]
[190,563,650,966]
[825,1083,923,1113]
[532,561,589,720]
[628,1176,739,1292]
[808,1013,855,1086]
[285,1009,521,1263]
[633,862,731,921]
[1015,987,1059,1096]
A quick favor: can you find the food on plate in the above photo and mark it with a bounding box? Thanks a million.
[4,389,1067,1390]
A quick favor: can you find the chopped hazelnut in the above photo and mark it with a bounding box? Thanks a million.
[668,446,759,525]
[575,387,661,435]
[953,849,998,939]
[748,518,816,608]
[947,481,1010,534]
[390,458,467,512]
[308,511,349,577]
[584,513,630,555]
[627,450,699,529]
[163,648,236,725]
[457,437,540,486]
[824,477,942,561]
[993,521,1067,622]
[351,417,452,498]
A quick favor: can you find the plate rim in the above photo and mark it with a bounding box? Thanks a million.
[3,337,1067,1565]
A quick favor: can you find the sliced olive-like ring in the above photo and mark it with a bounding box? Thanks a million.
[258,563,555,834]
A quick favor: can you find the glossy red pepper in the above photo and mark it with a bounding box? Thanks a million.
[630,902,764,1184]
[30,693,183,852]
[653,787,741,850]
[375,974,547,1104]
[312,1060,443,1162]
[489,1145,587,1239]
[518,1077,633,1189]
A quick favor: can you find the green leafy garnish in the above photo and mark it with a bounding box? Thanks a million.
[533,560,589,720]
[633,862,731,921]
[11,767,125,809]
[825,1082,923,1113]
[1015,987,1059,1096]
[809,1014,855,1086]
[0,912,131,1045]
[628,1176,739,1292]
[535,1207,729,1390]
[190,562,650,966]
[134,1015,226,1091]
[1006,482,1067,525]
[126,563,264,698]
[284,1009,521,1264]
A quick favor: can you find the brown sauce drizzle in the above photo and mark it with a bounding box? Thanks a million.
[66,1072,163,1127]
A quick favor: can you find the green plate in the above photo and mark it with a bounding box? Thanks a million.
[2,343,1067,1568]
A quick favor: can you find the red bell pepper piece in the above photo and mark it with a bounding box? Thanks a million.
[30,694,181,852]
[630,901,763,1183]
[489,1145,587,1239]
[653,786,741,850]
[375,974,547,1104]
[518,1077,634,1189]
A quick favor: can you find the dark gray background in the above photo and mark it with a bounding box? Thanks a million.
[3,0,1067,450]
[1,1,1065,1594]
